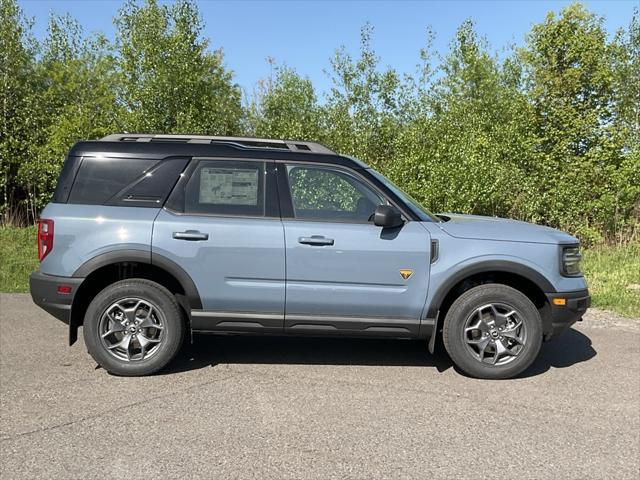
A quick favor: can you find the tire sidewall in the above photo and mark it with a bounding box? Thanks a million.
[83,279,184,376]
[443,284,543,379]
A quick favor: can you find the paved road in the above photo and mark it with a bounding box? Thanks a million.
[1,293,639,479]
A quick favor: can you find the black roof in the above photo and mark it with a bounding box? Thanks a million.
[68,134,369,169]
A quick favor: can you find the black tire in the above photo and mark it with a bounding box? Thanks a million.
[83,279,185,376]
[442,284,542,379]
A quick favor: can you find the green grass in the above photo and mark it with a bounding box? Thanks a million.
[0,226,38,293]
[1,226,638,317]
[582,241,640,317]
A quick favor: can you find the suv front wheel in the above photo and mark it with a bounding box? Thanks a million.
[443,284,542,379]
[83,279,185,376]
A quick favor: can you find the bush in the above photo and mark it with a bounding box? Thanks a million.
[1,1,638,245]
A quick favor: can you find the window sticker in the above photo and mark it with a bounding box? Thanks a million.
[199,167,258,205]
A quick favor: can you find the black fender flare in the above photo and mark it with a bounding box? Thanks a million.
[424,259,555,320]
[73,249,202,309]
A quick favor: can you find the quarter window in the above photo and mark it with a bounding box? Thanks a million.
[286,165,384,222]
[184,160,265,216]
[107,158,189,208]
[68,157,158,205]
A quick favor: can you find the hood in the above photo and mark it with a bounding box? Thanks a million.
[436,213,578,245]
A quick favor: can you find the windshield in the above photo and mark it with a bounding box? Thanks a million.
[367,168,439,222]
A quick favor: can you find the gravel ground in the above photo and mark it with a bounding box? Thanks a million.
[1,293,639,479]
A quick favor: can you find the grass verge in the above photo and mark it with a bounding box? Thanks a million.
[0,226,38,293]
[1,226,638,317]
[582,241,640,317]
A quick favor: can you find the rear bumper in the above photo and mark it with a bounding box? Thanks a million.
[29,272,84,325]
[544,289,591,341]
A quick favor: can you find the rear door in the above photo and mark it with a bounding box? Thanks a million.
[153,158,285,333]
[279,163,431,337]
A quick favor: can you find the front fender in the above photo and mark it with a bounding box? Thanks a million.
[424,255,556,320]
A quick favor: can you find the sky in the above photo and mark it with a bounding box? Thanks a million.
[19,0,638,97]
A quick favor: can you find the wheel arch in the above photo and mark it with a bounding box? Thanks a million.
[425,260,554,352]
[68,250,201,345]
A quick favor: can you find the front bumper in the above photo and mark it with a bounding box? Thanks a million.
[544,289,591,341]
[29,271,84,325]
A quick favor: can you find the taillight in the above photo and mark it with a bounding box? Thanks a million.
[37,219,54,261]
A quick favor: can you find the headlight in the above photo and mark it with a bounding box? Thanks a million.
[561,246,582,276]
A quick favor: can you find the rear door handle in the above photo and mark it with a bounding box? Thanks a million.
[298,235,334,246]
[173,230,209,241]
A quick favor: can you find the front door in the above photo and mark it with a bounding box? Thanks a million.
[153,158,285,333]
[280,163,431,337]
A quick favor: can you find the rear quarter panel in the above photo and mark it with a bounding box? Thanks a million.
[39,203,160,277]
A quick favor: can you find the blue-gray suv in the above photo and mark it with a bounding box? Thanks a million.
[29,134,590,379]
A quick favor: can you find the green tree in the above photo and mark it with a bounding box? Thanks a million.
[250,64,322,140]
[0,0,37,223]
[17,14,119,213]
[115,0,242,134]
[609,10,640,241]
[521,3,630,242]
[390,21,536,218]
[612,10,639,139]
[323,24,405,169]
[0,0,636,243]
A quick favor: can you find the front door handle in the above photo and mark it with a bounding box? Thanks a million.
[173,230,209,241]
[298,235,334,246]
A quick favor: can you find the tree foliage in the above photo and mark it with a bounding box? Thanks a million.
[1,0,38,221]
[249,64,322,140]
[115,0,242,134]
[389,21,537,219]
[0,0,637,244]
[19,14,119,212]
[323,24,405,170]
[520,3,635,242]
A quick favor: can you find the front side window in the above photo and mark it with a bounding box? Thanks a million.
[184,160,265,216]
[286,164,384,222]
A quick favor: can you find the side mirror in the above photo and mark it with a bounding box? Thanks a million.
[374,204,403,228]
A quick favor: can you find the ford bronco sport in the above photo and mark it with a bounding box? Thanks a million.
[29,134,590,379]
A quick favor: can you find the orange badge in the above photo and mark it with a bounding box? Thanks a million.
[400,269,413,280]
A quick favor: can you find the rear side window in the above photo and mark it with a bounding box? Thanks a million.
[183,160,265,216]
[106,158,189,208]
[68,157,158,205]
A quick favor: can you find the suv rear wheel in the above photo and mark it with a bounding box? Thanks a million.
[443,284,542,379]
[83,279,184,376]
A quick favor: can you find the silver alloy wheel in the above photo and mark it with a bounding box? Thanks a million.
[98,297,165,362]
[462,302,527,366]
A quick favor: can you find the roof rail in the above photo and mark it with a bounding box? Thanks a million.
[100,134,336,155]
